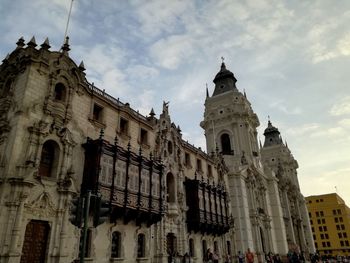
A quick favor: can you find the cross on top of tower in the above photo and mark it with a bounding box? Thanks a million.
[221,56,225,63]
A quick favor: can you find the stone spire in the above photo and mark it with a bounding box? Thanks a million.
[40,37,51,50]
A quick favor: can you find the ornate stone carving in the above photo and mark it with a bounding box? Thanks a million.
[25,191,57,218]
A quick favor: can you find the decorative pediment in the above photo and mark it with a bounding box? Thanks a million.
[25,191,57,218]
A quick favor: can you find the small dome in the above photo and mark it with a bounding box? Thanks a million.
[263,120,279,136]
[213,62,237,84]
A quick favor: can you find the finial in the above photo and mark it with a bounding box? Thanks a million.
[139,146,142,156]
[149,108,155,117]
[259,139,262,149]
[221,56,225,63]
[61,36,70,55]
[244,89,247,98]
[99,129,104,140]
[40,37,51,50]
[79,61,86,71]
[16,37,25,49]
[27,36,37,48]
[127,141,131,151]
[285,140,288,148]
[206,83,209,98]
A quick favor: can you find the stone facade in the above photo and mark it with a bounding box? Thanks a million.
[0,37,313,263]
[200,62,315,261]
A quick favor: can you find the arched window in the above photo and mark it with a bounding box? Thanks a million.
[54,83,66,101]
[39,140,59,177]
[111,231,121,258]
[221,133,233,155]
[189,238,195,257]
[166,173,175,203]
[137,233,145,258]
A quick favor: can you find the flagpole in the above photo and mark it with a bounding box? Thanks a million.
[64,0,74,41]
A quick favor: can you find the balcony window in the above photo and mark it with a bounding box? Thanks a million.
[39,140,59,178]
[54,83,66,101]
[93,104,103,122]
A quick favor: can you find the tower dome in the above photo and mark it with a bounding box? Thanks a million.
[212,62,238,97]
[263,120,283,147]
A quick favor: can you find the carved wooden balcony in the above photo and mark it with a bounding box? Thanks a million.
[185,178,230,235]
[81,136,165,226]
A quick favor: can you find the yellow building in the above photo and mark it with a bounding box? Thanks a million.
[306,193,350,257]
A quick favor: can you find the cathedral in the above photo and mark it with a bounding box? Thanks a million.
[0,36,314,263]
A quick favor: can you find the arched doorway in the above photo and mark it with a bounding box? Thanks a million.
[21,220,50,263]
[166,233,177,255]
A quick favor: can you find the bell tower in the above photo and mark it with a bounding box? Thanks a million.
[201,61,288,257]
[200,61,260,170]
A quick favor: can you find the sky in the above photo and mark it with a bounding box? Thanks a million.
[1,0,350,205]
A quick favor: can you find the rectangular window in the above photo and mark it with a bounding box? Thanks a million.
[343,232,347,238]
[196,159,202,172]
[140,128,148,145]
[315,242,318,248]
[333,210,337,215]
[339,217,343,222]
[316,212,320,217]
[327,242,330,247]
[208,164,212,177]
[335,217,339,223]
[345,240,349,246]
[321,234,324,239]
[325,234,329,239]
[319,226,322,232]
[322,219,326,224]
[337,225,340,230]
[323,226,327,231]
[320,211,324,217]
[341,224,345,230]
[185,153,191,167]
[93,104,103,122]
[120,118,129,135]
[337,209,341,215]
[341,241,344,247]
[312,227,314,232]
[317,219,321,224]
[338,233,342,238]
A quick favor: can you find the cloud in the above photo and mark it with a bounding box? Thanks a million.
[330,96,350,116]
[269,100,302,115]
[150,35,195,69]
[125,65,159,80]
[286,123,319,136]
[130,0,194,39]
